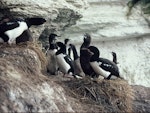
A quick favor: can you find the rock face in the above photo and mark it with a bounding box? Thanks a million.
[61,0,150,87]
[0,0,149,87]
[0,0,150,112]
[0,43,77,112]
[132,85,150,113]
[0,0,87,41]
[0,43,134,112]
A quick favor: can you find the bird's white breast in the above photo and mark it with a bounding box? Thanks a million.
[90,61,110,78]
[47,49,57,56]
[47,49,58,74]
[5,21,28,44]
[56,53,70,74]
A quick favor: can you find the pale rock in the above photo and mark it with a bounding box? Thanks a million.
[0,0,149,87]
[61,0,150,87]
[0,0,88,41]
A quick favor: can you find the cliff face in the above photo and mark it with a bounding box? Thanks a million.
[0,43,134,112]
[0,0,150,112]
[132,85,150,113]
[0,0,87,41]
[0,43,149,112]
[0,43,79,112]
[0,0,149,87]
[61,0,150,87]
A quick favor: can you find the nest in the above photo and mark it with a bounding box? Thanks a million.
[62,77,134,113]
[0,41,47,71]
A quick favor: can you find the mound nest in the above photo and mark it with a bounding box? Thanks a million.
[62,77,134,113]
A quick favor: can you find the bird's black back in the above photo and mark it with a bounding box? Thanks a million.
[25,17,46,28]
[98,57,119,76]
[64,55,74,74]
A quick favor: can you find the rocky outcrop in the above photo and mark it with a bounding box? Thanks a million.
[0,0,149,87]
[0,43,79,112]
[132,85,150,113]
[0,42,134,112]
[0,0,87,42]
[0,0,149,112]
[61,0,150,87]
[0,42,149,112]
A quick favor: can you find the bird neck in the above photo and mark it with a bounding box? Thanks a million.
[112,53,117,64]
[56,47,66,55]
[90,54,98,62]
[49,43,57,50]
[81,42,90,49]
[25,20,31,28]
[70,45,79,60]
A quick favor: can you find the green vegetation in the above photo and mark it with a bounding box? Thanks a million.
[127,0,150,16]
